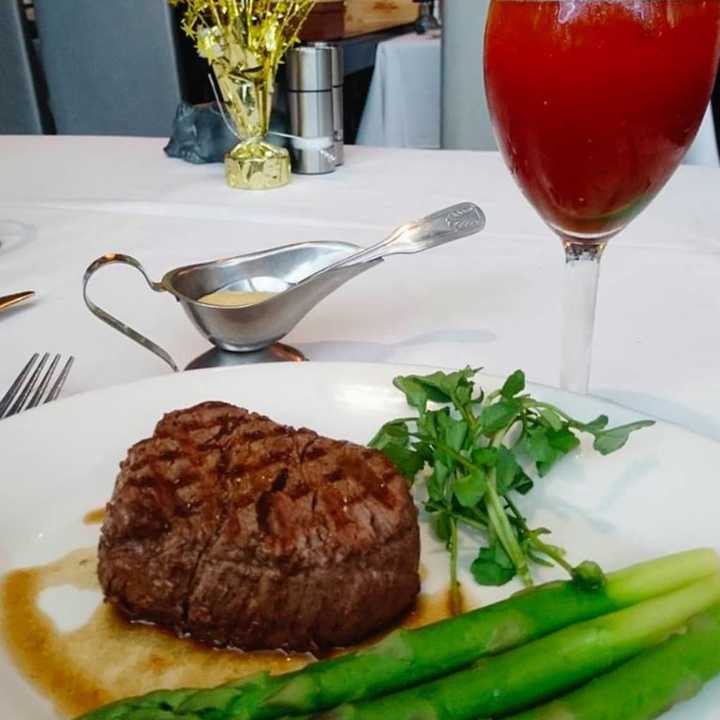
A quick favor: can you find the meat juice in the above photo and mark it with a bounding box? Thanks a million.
[0,546,460,716]
[484,0,720,239]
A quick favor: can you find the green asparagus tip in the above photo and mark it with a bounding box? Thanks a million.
[572,561,607,591]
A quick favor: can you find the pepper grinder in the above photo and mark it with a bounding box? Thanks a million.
[310,42,344,165]
[414,0,441,33]
[286,45,336,175]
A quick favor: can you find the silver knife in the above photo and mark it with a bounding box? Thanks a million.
[0,291,35,313]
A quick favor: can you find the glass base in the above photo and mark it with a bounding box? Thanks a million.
[225,140,291,190]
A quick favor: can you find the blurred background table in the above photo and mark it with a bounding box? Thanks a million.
[2,136,720,442]
[356,33,442,148]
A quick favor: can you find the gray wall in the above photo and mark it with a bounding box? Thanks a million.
[0,1,49,134]
[33,0,184,136]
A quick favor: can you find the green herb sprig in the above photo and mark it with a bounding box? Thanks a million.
[370,368,653,611]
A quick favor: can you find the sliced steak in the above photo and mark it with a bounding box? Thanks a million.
[97,401,420,651]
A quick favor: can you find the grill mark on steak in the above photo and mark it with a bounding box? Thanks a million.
[324,468,344,483]
[178,409,271,626]
[256,468,291,535]
[271,468,289,493]
[181,500,231,627]
[98,401,420,651]
[171,408,309,631]
[181,438,230,625]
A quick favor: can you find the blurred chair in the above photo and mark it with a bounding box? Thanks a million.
[33,0,184,136]
[0,0,52,134]
[440,0,494,150]
[440,0,719,166]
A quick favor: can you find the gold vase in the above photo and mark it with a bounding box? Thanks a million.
[213,57,290,190]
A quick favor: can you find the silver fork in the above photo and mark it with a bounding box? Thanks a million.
[0,353,74,419]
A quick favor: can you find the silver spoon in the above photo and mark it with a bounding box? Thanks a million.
[299,202,486,285]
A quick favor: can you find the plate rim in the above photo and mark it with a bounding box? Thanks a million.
[0,360,710,449]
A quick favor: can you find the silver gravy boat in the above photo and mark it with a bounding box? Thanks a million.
[82,202,485,371]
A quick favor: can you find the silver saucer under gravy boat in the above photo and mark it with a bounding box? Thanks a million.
[82,203,486,371]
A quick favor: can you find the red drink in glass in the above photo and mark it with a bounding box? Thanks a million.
[484,0,720,393]
[485,0,720,241]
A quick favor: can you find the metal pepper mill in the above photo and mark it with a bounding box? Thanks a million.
[286,45,337,175]
[414,0,441,34]
[309,42,345,166]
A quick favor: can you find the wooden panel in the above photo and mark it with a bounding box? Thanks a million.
[300,1,345,41]
[302,0,417,40]
[344,0,417,37]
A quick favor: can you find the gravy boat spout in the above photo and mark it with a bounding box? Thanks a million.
[82,242,377,371]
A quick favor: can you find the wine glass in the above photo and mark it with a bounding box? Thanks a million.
[484,0,720,393]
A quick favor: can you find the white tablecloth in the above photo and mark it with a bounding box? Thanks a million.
[1,137,720,442]
[356,34,441,149]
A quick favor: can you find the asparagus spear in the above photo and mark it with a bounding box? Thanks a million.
[315,574,720,720]
[509,602,720,720]
[78,550,719,720]
[300,601,720,720]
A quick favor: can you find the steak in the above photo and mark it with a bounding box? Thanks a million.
[97,401,420,651]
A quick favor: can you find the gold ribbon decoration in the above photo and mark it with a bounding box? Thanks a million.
[170,0,315,189]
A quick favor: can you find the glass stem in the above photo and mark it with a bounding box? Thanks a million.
[560,240,606,394]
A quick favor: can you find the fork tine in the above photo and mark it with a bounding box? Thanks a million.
[26,353,61,409]
[6,353,49,417]
[45,355,74,403]
[0,353,39,417]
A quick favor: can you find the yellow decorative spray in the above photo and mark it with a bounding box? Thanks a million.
[170,0,315,189]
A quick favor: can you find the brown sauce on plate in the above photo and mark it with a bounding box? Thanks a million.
[82,507,106,525]
[0,548,461,717]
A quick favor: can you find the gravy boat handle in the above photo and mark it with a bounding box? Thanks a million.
[82,253,179,372]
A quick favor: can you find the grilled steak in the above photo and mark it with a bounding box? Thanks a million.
[97,401,420,651]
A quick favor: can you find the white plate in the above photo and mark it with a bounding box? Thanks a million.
[0,362,718,718]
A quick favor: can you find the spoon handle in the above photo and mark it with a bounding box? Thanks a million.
[0,290,35,314]
[379,201,486,257]
[337,202,485,269]
[298,202,485,287]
